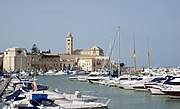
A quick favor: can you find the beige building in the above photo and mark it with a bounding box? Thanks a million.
[73,45,104,56]
[3,47,31,72]
[78,56,109,72]
[2,47,76,72]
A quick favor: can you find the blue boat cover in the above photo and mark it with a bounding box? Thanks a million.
[5,90,22,101]
[151,78,166,82]
[32,94,48,100]
[0,71,4,76]
[18,107,40,109]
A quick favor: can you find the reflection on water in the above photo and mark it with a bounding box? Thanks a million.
[1,76,180,109]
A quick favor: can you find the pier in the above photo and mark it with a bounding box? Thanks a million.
[0,76,10,97]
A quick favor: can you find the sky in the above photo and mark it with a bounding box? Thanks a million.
[0,0,180,67]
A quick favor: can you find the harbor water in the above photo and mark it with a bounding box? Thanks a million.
[1,75,180,109]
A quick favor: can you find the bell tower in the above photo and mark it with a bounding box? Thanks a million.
[66,31,73,55]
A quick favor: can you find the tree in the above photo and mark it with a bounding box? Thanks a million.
[31,44,40,54]
[120,63,125,67]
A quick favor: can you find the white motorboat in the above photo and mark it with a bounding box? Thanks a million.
[68,76,79,81]
[161,77,180,98]
[55,99,111,109]
[87,71,110,84]
[44,70,56,75]
[77,75,88,82]
[119,75,140,90]
[63,91,97,102]
[149,85,165,95]
[131,76,157,91]
[106,78,119,87]
[55,70,67,76]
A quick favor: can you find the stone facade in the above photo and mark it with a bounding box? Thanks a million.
[3,47,30,72]
[78,56,109,72]
[2,48,77,72]
[73,45,104,56]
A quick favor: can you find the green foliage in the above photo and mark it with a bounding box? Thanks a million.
[31,44,40,54]
[120,63,125,67]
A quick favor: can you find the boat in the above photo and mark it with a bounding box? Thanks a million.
[86,71,110,84]
[161,77,180,98]
[44,70,56,75]
[62,91,97,102]
[3,90,63,109]
[3,89,110,109]
[55,70,67,76]
[55,99,110,109]
[68,76,79,81]
[149,85,165,95]
[67,70,78,75]
[77,75,88,82]
[144,77,168,95]
[119,75,140,90]
[146,76,178,95]
[105,78,119,87]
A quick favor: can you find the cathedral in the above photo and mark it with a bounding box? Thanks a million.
[65,31,104,56]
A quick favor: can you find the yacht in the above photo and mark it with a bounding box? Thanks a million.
[161,77,180,98]
[86,71,110,84]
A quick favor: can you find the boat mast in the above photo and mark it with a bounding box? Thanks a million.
[133,33,136,75]
[111,40,114,73]
[147,39,150,70]
[118,26,121,76]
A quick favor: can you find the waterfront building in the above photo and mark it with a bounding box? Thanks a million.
[40,54,75,71]
[3,47,30,72]
[2,47,76,72]
[78,56,109,72]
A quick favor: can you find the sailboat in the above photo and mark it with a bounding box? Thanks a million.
[120,34,139,90]
[133,33,137,75]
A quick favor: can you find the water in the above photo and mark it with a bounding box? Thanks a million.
[1,76,180,109]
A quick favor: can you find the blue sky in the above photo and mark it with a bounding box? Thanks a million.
[0,0,180,67]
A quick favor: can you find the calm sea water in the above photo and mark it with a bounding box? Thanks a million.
[1,76,180,109]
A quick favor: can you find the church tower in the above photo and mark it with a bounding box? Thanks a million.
[66,31,73,55]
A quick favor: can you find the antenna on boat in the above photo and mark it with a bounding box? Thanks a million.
[118,26,121,76]
[133,33,136,75]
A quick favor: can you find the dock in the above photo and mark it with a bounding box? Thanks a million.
[0,77,10,97]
